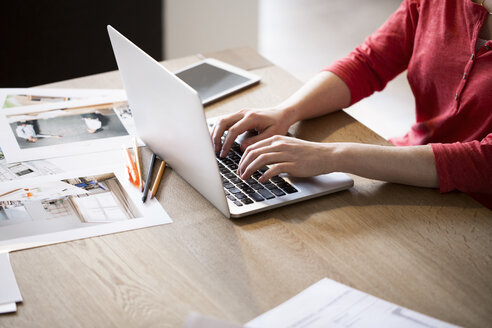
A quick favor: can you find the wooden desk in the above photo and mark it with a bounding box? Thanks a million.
[1,49,491,328]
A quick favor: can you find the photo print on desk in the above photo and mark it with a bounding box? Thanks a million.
[0,146,63,182]
[0,95,141,162]
[7,101,130,149]
[0,168,171,252]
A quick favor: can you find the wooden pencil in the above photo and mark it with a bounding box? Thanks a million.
[0,188,23,198]
[150,160,166,199]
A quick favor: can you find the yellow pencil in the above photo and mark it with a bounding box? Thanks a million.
[133,137,143,191]
[150,160,166,199]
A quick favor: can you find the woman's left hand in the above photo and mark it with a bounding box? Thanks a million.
[238,135,336,183]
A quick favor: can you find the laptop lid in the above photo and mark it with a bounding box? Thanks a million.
[107,25,230,218]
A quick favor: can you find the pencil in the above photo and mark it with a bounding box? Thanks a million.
[0,188,23,198]
[150,160,166,199]
[142,153,156,203]
[133,137,143,191]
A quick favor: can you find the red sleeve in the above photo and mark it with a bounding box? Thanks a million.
[324,0,420,105]
[431,134,492,194]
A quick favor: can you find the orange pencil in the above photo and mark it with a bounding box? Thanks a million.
[133,137,144,191]
[122,146,139,186]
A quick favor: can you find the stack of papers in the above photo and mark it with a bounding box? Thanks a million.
[0,88,174,314]
[0,88,172,254]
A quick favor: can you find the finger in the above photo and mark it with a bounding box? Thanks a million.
[258,163,295,183]
[220,118,259,157]
[238,142,286,175]
[240,152,289,180]
[211,113,242,152]
[210,121,225,152]
[212,113,242,152]
[240,135,279,162]
[240,128,277,151]
[239,135,289,169]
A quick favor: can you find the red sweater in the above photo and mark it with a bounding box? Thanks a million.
[325,0,492,209]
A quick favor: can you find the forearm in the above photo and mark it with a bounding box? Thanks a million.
[331,143,439,188]
[280,71,351,124]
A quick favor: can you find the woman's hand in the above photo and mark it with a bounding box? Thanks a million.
[211,107,296,158]
[211,71,352,158]
[237,136,439,188]
[238,135,335,182]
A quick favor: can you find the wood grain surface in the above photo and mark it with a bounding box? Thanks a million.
[1,49,491,328]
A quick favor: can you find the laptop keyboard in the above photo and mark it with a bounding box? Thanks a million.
[217,141,298,207]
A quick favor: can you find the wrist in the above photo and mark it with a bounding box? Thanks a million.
[323,143,352,173]
[278,104,301,127]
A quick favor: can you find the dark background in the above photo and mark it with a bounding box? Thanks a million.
[0,1,163,87]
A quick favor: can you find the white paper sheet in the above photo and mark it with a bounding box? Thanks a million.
[184,313,243,328]
[0,88,126,111]
[0,252,22,307]
[0,302,16,314]
[0,167,172,252]
[246,278,460,328]
[0,146,128,184]
[47,149,123,172]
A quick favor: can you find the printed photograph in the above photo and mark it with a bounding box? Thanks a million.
[0,147,62,182]
[2,94,75,109]
[6,101,132,149]
[0,173,142,242]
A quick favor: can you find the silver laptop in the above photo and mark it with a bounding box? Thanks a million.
[107,26,353,218]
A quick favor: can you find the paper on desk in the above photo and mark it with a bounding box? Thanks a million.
[246,278,460,328]
[1,145,130,183]
[0,146,63,182]
[0,167,172,252]
[184,312,243,328]
[0,252,22,313]
[0,94,145,163]
[0,302,16,314]
[0,88,126,111]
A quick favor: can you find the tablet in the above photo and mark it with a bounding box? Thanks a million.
[174,58,261,105]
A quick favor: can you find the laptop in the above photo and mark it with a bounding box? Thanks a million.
[107,26,354,218]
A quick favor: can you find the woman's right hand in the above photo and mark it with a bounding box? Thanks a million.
[211,107,295,157]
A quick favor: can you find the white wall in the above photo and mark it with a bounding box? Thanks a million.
[164,0,258,59]
[257,0,414,140]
